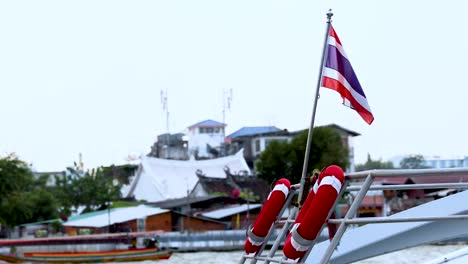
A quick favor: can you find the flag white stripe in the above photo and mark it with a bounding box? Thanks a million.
[328,36,348,60]
[322,67,372,113]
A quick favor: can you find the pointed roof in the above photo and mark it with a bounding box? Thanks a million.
[196,174,238,196]
[123,150,251,202]
[227,126,283,139]
[195,171,271,201]
[188,119,226,129]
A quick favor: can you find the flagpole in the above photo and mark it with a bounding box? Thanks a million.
[296,10,333,205]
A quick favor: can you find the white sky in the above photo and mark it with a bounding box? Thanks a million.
[1,1,467,172]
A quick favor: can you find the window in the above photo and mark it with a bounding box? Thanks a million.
[137,218,146,232]
[199,127,205,133]
[206,128,214,133]
[255,139,261,152]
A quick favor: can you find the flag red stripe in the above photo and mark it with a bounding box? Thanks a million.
[322,76,374,125]
[329,26,342,46]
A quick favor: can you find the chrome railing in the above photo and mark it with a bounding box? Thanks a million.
[239,167,468,264]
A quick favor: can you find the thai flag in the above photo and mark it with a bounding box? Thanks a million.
[321,26,374,125]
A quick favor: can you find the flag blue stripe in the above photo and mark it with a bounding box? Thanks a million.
[325,45,366,98]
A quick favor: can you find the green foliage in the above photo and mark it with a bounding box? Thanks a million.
[355,154,395,171]
[111,201,141,208]
[0,155,125,228]
[52,165,122,215]
[50,220,63,233]
[255,140,293,185]
[256,127,349,184]
[0,154,33,197]
[400,154,428,169]
[0,154,59,227]
[26,187,59,222]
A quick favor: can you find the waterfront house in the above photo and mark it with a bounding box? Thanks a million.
[62,205,171,235]
[226,124,361,172]
[226,126,288,169]
[191,167,271,201]
[148,133,189,160]
[200,204,263,230]
[186,119,227,159]
[122,150,251,203]
[149,196,255,232]
[339,171,468,217]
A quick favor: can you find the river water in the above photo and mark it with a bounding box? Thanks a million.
[144,244,466,263]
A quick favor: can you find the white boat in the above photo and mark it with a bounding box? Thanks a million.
[423,246,468,264]
[239,167,468,264]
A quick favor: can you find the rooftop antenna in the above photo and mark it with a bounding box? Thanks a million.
[160,89,170,158]
[78,153,84,172]
[160,89,169,134]
[222,88,233,156]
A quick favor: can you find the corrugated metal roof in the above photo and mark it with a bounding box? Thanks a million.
[201,204,262,219]
[188,119,226,128]
[63,205,169,228]
[227,126,282,138]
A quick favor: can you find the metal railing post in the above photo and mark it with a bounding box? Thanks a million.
[252,188,298,264]
[264,203,298,263]
[299,179,350,263]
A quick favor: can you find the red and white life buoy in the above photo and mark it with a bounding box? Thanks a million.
[283,165,344,261]
[244,178,291,254]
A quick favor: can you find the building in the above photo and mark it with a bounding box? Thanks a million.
[226,126,290,169]
[325,124,361,172]
[423,156,468,168]
[200,204,262,230]
[148,133,188,160]
[186,119,227,159]
[122,150,251,203]
[226,124,361,173]
[62,205,171,235]
[149,196,257,231]
[191,167,271,201]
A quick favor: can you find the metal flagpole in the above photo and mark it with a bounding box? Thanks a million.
[239,10,335,264]
[296,10,334,205]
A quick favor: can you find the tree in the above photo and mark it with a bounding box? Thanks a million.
[52,165,121,215]
[0,154,59,228]
[400,154,428,169]
[256,127,349,184]
[26,187,59,222]
[255,140,293,185]
[0,154,34,227]
[0,154,34,198]
[355,154,395,171]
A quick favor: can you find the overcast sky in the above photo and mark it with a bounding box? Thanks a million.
[1,1,467,171]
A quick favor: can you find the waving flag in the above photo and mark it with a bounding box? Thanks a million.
[321,26,374,125]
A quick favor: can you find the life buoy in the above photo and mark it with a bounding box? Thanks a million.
[283,165,344,261]
[244,178,291,254]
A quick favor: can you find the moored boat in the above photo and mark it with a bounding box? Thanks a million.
[0,247,172,263]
